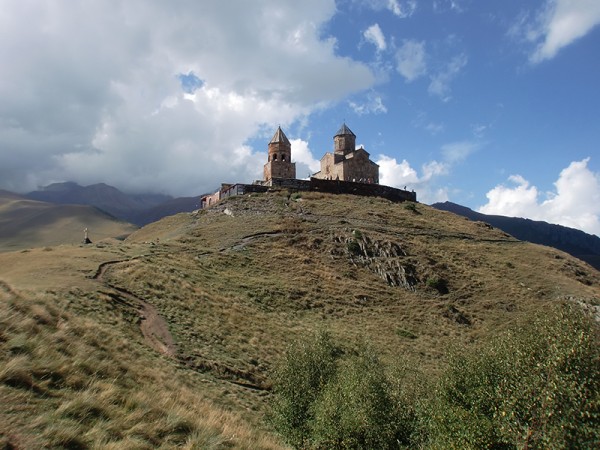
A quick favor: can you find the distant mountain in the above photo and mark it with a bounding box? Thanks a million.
[134,196,201,225]
[26,182,200,226]
[431,201,600,271]
[0,191,137,251]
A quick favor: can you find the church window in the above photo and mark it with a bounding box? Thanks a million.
[282,154,286,161]
[273,154,278,161]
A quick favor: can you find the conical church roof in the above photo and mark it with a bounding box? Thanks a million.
[269,126,290,145]
[334,123,355,137]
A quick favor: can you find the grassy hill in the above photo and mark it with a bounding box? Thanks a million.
[1,190,598,448]
[0,191,138,252]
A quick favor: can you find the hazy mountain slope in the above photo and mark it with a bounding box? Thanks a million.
[0,191,137,251]
[432,201,600,270]
[133,195,201,226]
[26,182,199,225]
[1,191,598,448]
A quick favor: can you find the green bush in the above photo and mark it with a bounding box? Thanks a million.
[426,277,448,294]
[347,240,362,256]
[271,336,418,449]
[270,331,339,448]
[404,202,419,214]
[423,303,600,449]
[310,347,400,449]
[271,304,599,449]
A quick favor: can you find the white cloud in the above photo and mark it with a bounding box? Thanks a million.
[387,0,417,18]
[377,138,478,203]
[348,92,388,115]
[290,138,320,178]
[0,0,374,196]
[428,53,468,101]
[396,40,427,82]
[441,140,480,163]
[358,0,416,18]
[511,0,600,63]
[433,0,464,14]
[412,112,445,135]
[376,155,448,203]
[478,158,600,236]
[364,24,387,52]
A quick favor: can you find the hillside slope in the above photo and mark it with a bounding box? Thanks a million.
[0,191,138,251]
[432,201,600,270]
[1,191,598,448]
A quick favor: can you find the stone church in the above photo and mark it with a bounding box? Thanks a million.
[312,123,379,184]
[202,123,413,208]
[263,123,379,184]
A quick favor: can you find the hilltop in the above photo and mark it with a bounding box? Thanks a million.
[1,191,598,448]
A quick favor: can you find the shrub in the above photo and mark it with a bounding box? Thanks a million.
[423,303,600,449]
[270,331,339,448]
[310,347,400,449]
[347,240,361,256]
[271,336,419,449]
[426,277,448,294]
[404,202,419,214]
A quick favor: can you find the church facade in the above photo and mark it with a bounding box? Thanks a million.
[311,123,379,184]
[262,123,379,184]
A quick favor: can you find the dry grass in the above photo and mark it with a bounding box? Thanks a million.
[0,282,283,448]
[1,190,599,447]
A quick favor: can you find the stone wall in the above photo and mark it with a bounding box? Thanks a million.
[263,160,296,180]
[202,178,416,209]
[308,178,416,202]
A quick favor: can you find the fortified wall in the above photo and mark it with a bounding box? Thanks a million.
[201,178,415,208]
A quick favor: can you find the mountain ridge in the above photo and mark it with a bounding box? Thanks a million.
[25,182,201,225]
[431,201,600,271]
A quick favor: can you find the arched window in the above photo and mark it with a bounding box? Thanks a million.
[273,154,278,161]
[282,154,286,161]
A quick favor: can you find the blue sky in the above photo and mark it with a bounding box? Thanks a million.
[0,0,599,234]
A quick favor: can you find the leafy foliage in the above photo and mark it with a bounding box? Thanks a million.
[272,304,600,449]
[426,276,449,294]
[424,303,600,449]
[310,347,401,449]
[271,335,419,449]
[270,331,339,448]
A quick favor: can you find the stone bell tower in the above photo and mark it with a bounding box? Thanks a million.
[333,123,356,156]
[263,126,296,181]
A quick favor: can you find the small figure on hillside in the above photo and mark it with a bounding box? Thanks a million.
[83,228,92,244]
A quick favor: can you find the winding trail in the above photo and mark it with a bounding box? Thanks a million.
[89,244,275,391]
[92,257,177,358]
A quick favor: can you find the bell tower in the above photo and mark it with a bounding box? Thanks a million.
[263,126,296,181]
[333,123,356,156]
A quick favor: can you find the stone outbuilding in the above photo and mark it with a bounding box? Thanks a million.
[312,124,379,184]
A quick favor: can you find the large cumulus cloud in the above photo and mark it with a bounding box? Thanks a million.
[0,0,374,195]
[479,159,600,236]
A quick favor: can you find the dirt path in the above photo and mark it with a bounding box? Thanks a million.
[92,258,177,358]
